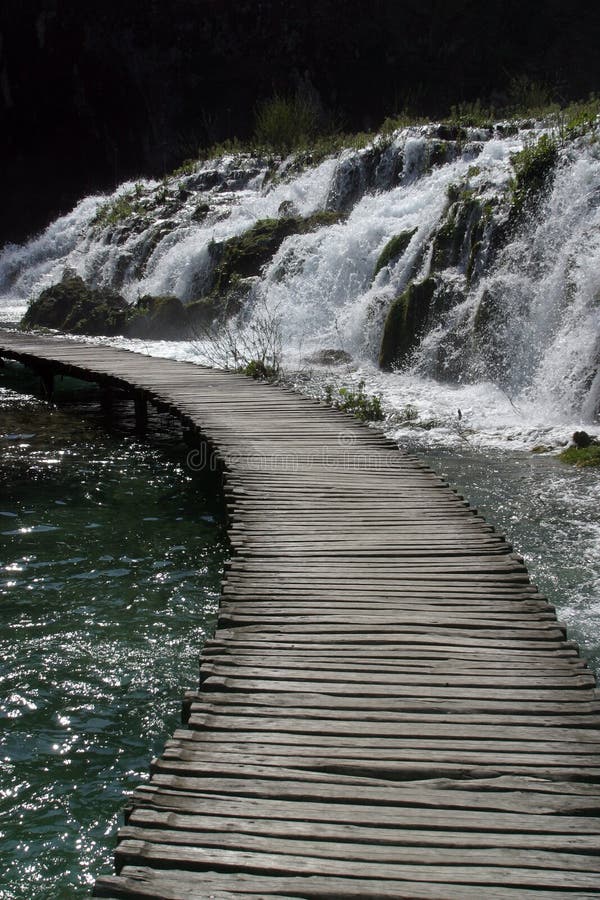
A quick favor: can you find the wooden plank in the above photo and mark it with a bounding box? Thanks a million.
[3,329,600,899]
[94,867,600,899]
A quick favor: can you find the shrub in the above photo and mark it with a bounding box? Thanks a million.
[254,94,321,151]
[324,380,384,422]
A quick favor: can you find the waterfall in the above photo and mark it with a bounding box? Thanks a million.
[1,121,599,431]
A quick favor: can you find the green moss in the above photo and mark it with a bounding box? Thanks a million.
[372,228,417,280]
[431,199,478,271]
[127,294,188,339]
[379,276,436,369]
[210,211,343,295]
[509,134,558,217]
[22,271,194,340]
[92,193,138,229]
[559,445,600,467]
[22,271,131,336]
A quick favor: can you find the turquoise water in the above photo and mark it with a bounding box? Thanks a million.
[0,380,226,897]
[409,442,600,676]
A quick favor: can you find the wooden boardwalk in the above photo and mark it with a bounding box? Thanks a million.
[2,329,600,899]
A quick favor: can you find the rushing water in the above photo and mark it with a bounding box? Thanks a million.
[1,117,600,890]
[0,377,226,898]
[403,440,600,675]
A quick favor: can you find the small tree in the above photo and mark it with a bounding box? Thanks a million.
[191,296,283,380]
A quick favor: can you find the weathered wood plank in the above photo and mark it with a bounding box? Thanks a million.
[2,330,599,900]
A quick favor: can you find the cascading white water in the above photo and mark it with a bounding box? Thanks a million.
[1,121,599,439]
[1,120,600,669]
[408,144,600,422]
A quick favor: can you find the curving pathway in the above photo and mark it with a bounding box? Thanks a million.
[2,330,600,899]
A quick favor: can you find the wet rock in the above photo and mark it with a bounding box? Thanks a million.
[572,430,598,448]
[372,228,417,280]
[127,295,189,340]
[22,270,193,340]
[305,348,353,366]
[21,269,130,336]
[379,276,437,369]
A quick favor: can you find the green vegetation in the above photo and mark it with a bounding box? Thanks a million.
[22,271,132,336]
[210,212,343,295]
[448,99,496,129]
[239,359,279,380]
[559,445,600,467]
[509,134,558,216]
[379,277,437,369]
[92,193,140,229]
[558,431,600,466]
[254,94,322,151]
[372,228,417,280]
[169,92,599,187]
[21,270,191,340]
[555,95,600,140]
[324,380,384,422]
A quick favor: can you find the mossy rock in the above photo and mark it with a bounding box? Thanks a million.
[473,287,499,335]
[22,272,193,340]
[431,281,465,318]
[306,348,353,366]
[379,276,437,369]
[436,124,467,142]
[127,294,189,340]
[472,286,514,380]
[22,270,130,336]
[509,134,558,219]
[372,228,417,280]
[210,211,344,294]
[133,222,176,278]
[191,202,210,222]
[431,197,483,272]
[187,276,254,332]
[428,141,448,168]
[187,297,220,331]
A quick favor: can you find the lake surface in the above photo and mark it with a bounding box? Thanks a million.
[0,377,226,897]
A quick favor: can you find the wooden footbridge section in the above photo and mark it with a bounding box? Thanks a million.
[2,329,600,899]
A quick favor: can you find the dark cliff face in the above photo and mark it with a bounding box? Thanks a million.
[2,0,599,246]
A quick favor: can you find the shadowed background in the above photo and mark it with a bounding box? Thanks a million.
[1,0,599,246]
